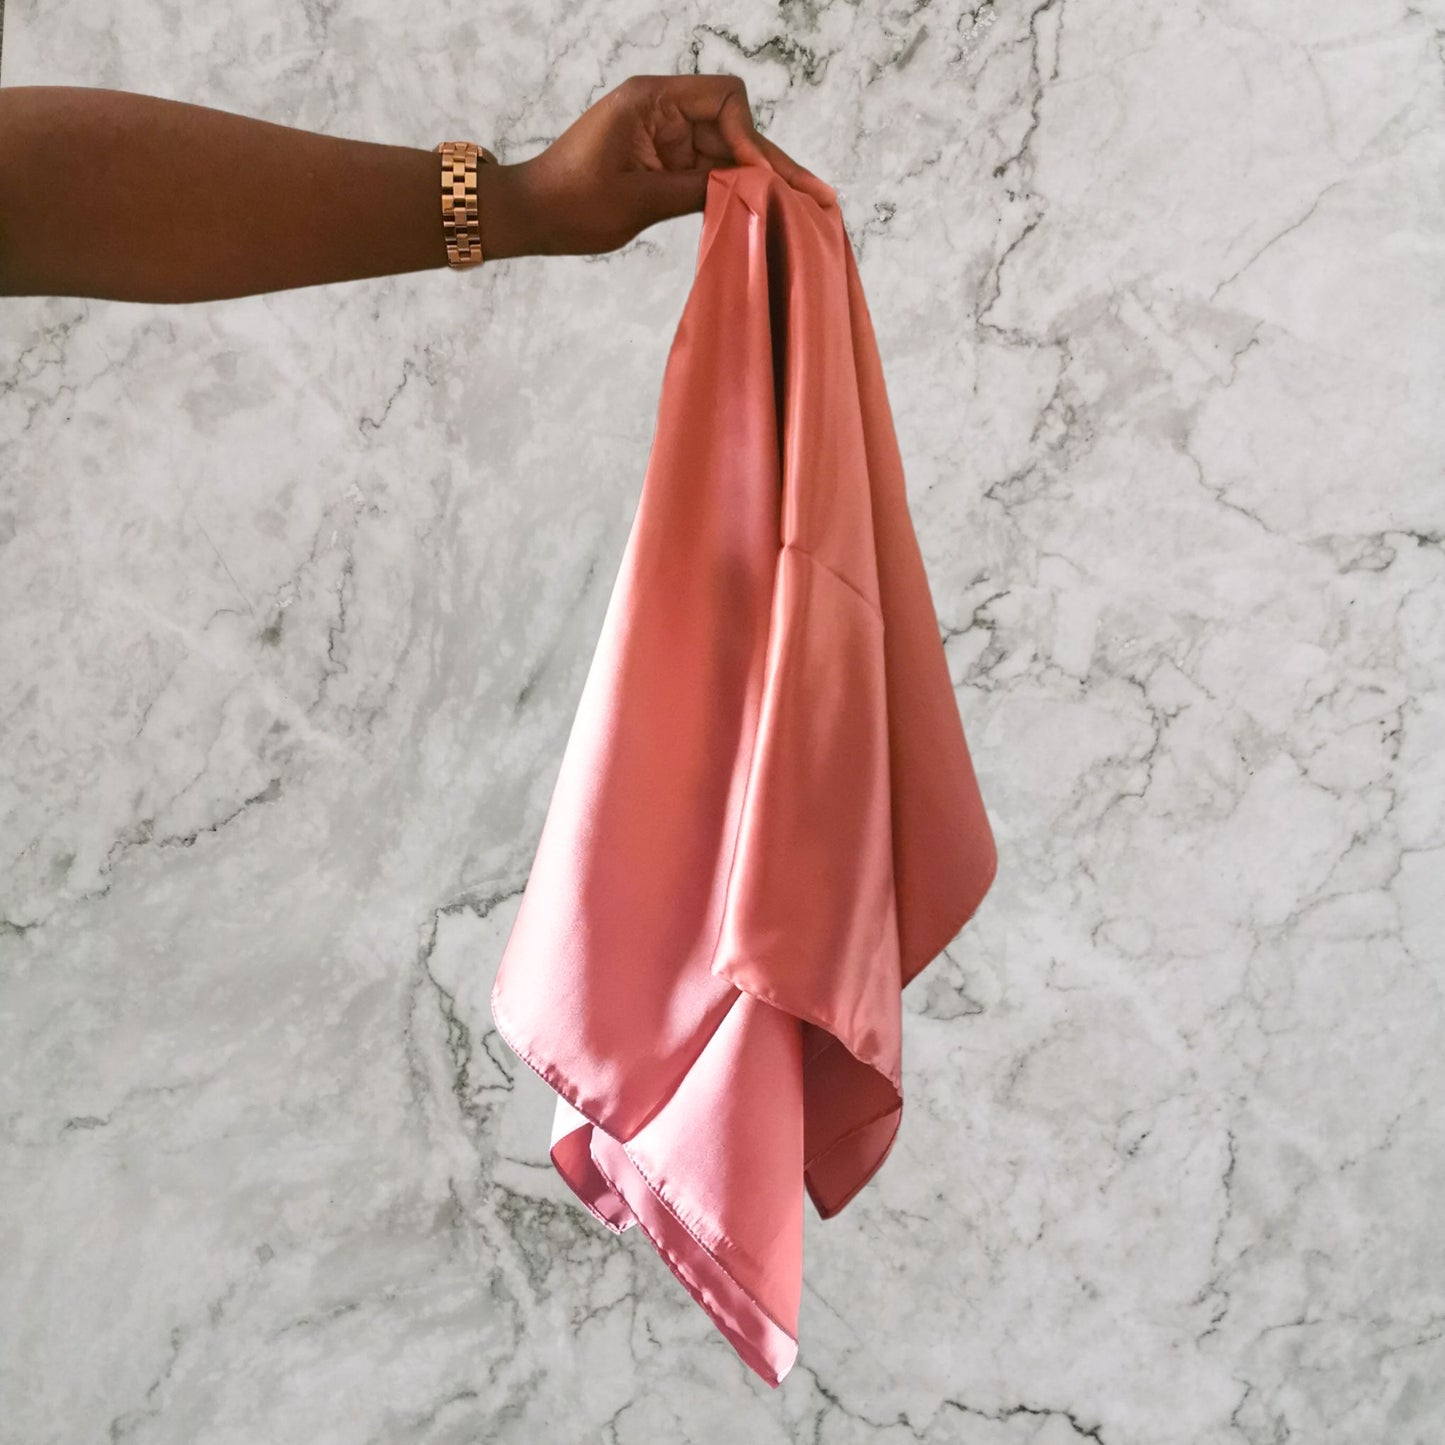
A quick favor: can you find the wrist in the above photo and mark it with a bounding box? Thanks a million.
[476,159,543,262]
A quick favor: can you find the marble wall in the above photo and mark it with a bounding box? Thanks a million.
[2,2,1443,1441]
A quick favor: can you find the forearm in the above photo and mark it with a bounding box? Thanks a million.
[0,85,535,303]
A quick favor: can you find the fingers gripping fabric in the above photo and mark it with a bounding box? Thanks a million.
[489,164,999,1387]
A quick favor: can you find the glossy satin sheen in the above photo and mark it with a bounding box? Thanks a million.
[489,164,998,1387]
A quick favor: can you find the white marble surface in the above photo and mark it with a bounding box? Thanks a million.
[3,1,1444,1439]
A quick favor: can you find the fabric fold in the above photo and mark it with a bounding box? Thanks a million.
[489,163,998,1387]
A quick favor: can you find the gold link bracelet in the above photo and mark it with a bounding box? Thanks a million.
[435,140,498,268]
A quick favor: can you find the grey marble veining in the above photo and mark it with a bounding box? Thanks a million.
[3,2,1444,1441]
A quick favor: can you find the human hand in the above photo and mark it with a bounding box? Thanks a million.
[493,73,837,259]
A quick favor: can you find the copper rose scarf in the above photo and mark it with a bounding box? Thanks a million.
[490,163,998,1387]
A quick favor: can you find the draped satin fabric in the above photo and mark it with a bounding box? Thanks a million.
[489,163,998,1387]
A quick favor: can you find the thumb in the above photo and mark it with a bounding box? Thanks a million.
[626,164,721,227]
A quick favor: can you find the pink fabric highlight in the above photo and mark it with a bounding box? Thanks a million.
[490,163,998,1387]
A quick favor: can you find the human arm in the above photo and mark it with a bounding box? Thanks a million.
[0,75,834,304]
[0,83,527,302]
